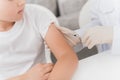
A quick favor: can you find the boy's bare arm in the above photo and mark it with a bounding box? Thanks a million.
[45,23,78,80]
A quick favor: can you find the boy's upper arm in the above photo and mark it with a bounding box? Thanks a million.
[44,23,76,60]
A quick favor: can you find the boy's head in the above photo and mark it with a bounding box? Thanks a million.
[0,0,25,22]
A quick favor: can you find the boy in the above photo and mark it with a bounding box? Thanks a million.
[0,0,78,80]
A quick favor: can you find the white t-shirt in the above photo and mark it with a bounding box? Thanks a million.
[0,4,58,79]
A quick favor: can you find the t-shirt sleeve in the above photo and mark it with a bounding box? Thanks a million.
[33,5,59,39]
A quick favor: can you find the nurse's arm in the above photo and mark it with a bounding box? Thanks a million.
[45,23,78,80]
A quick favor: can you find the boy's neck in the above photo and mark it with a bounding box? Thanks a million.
[0,21,15,32]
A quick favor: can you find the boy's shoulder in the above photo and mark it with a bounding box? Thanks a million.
[25,4,52,16]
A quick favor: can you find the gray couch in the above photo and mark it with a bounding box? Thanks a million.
[26,0,87,30]
[26,0,98,62]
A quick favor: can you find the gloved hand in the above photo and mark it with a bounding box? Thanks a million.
[56,26,81,47]
[82,26,113,49]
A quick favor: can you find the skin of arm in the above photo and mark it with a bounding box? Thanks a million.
[45,23,79,80]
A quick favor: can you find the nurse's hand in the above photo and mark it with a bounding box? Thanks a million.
[82,26,113,49]
[24,63,54,80]
[56,26,81,47]
[8,63,54,80]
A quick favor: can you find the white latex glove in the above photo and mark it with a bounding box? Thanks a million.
[56,27,81,47]
[82,26,113,49]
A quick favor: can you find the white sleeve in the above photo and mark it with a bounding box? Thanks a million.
[75,0,101,38]
[38,8,59,38]
[31,5,59,39]
[112,25,120,54]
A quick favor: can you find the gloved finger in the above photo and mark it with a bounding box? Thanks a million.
[82,27,94,43]
[88,41,96,49]
[57,26,74,34]
[85,34,97,46]
[85,37,92,47]
[82,32,90,44]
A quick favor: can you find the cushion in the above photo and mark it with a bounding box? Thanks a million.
[57,12,80,30]
[58,0,88,16]
[26,0,57,16]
